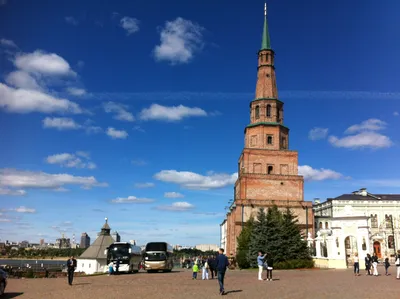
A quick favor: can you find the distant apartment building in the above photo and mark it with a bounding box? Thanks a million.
[80,233,90,249]
[40,239,45,246]
[55,235,71,249]
[195,244,219,252]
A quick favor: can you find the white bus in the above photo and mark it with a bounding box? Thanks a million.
[105,242,142,273]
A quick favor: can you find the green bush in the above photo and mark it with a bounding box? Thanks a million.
[236,250,250,269]
[274,259,314,269]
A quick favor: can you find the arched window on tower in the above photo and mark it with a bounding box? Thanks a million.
[277,109,280,121]
[267,165,273,174]
[267,136,273,145]
[266,105,271,117]
[255,105,260,119]
[265,54,269,62]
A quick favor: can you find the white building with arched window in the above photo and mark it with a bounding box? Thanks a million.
[312,188,400,269]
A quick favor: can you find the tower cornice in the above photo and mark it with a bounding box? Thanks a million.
[245,122,289,130]
[250,97,283,106]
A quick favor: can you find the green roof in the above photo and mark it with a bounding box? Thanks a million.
[261,14,271,50]
[246,122,289,130]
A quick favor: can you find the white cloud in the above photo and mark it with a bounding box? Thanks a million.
[154,170,238,190]
[65,16,78,26]
[0,38,17,48]
[298,165,343,181]
[164,192,184,198]
[153,17,204,64]
[140,104,207,121]
[308,127,329,140]
[110,195,154,204]
[0,83,82,114]
[394,112,399,116]
[134,182,155,188]
[133,126,145,133]
[5,71,42,91]
[103,102,134,122]
[15,50,75,76]
[14,206,36,213]
[120,16,140,35]
[46,152,96,169]
[67,87,86,96]
[155,201,194,212]
[345,119,387,134]
[42,117,82,130]
[0,168,107,194]
[132,159,147,166]
[0,187,26,196]
[328,132,392,149]
[106,127,128,139]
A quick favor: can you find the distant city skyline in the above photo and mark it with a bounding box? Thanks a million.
[1,0,400,244]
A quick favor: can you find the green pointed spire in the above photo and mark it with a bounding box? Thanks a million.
[261,3,271,50]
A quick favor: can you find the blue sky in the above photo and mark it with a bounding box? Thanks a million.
[0,0,399,246]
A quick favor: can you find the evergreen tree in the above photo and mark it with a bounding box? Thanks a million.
[248,208,268,267]
[264,205,285,263]
[281,207,311,260]
[235,216,254,268]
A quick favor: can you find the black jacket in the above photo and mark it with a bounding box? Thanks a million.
[216,254,229,272]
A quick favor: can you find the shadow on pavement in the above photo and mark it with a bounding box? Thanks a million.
[225,290,243,294]
[72,283,91,286]
[2,293,24,298]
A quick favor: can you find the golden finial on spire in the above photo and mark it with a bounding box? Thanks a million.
[264,2,267,17]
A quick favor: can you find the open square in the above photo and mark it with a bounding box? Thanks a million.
[4,267,400,299]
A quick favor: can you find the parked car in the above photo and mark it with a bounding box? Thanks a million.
[0,269,7,296]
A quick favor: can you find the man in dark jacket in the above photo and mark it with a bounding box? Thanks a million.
[66,256,77,285]
[215,248,229,295]
[208,256,217,279]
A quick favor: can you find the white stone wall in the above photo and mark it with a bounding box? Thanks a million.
[76,259,107,275]
[220,220,227,251]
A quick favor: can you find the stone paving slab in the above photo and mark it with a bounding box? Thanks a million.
[3,266,399,299]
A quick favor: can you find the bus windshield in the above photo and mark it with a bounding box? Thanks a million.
[109,245,130,260]
[144,252,167,261]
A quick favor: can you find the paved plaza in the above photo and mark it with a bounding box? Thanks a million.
[3,266,399,299]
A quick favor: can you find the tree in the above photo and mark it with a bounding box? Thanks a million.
[264,205,285,263]
[236,216,254,269]
[281,207,311,260]
[248,208,269,267]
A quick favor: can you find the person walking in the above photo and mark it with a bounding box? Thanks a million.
[66,256,77,285]
[353,253,360,276]
[365,253,372,276]
[192,263,199,280]
[202,256,209,280]
[257,252,267,281]
[265,253,274,281]
[216,248,229,296]
[384,257,390,276]
[208,256,216,279]
[395,250,400,279]
[372,253,379,276]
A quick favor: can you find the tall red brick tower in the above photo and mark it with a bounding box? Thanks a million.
[224,3,313,256]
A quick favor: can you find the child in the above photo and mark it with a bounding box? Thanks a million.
[266,253,274,281]
[384,257,390,276]
[192,263,199,280]
[108,263,114,276]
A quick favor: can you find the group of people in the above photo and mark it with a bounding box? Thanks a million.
[191,248,230,295]
[352,250,400,278]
